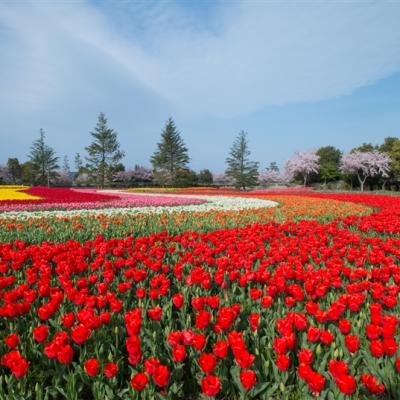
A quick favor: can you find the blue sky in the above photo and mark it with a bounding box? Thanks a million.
[0,0,400,172]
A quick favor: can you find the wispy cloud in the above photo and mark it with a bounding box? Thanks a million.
[1,0,400,117]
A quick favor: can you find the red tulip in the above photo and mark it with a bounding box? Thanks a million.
[199,353,217,374]
[84,359,100,377]
[131,372,149,391]
[240,370,257,390]
[201,375,221,397]
[33,325,49,343]
[104,362,118,378]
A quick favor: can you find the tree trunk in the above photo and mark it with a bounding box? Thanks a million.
[303,174,307,187]
[357,173,367,192]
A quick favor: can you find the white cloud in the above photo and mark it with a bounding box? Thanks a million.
[1,0,400,117]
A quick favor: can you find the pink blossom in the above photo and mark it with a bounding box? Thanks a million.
[285,151,320,186]
[341,150,390,191]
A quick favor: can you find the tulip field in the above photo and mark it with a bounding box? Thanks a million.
[1,186,400,399]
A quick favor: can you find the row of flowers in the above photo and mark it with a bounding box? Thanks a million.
[0,186,41,201]
[0,195,371,245]
[0,193,276,218]
[127,187,226,192]
[0,187,118,205]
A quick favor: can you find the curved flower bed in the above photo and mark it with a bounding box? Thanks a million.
[0,188,205,212]
[0,194,276,218]
[0,195,369,244]
[0,185,41,201]
[0,186,120,204]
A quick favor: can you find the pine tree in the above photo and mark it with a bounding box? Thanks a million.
[198,169,213,185]
[63,155,70,172]
[267,162,279,172]
[28,129,59,186]
[151,118,189,186]
[225,131,259,190]
[74,153,83,172]
[85,113,124,188]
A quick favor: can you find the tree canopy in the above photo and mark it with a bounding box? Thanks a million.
[28,129,59,186]
[151,118,189,187]
[225,131,259,190]
[85,113,124,188]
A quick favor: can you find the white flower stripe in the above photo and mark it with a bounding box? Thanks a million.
[0,193,277,220]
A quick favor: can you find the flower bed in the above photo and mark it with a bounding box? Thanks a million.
[0,188,205,212]
[0,193,275,217]
[0,185,41,201]
[0,186,118,204]
[0,195,367,244]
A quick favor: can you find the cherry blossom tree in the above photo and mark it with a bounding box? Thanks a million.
[55,170,72,186]
[0,165,12,184]
[259,169,291,186]
[212,173,233,187]
[114,165,153,187]
[285,151,320,186]
[74,172,91,186]
[341,150,390,192]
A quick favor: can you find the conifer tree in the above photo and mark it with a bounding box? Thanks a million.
[28,129,59,186]
[225,131,259,190]
[151,118,189,186]
[85,113,124,188]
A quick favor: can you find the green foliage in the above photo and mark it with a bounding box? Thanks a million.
[198,169,213,185]
[74,153,83,173]
[20,162,36,185]
[175,168,198,187]
[389,140,400,179]
[63,155,70,172]
[151,118,189,186]
[317,146,342,166]
[266,162,279,172]
[225,131,259,190]
[6,158,22,184]
[313,146,342,184]
[379,136,398,154]
[85,113,125,188]
[352,142,377,152]
[377,137,400,190]
[319,163,340,185]
[28,129,59,186]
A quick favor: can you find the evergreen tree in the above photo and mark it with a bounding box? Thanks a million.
[21,162,35,185]
[63,155,70,172]
[315,146,342,184]
[198,169,213,185]
[28,129,59,186]
[353,142,377,152]
[266,162,279,172]
[388,140,400,181]
[175,168,198,187]
[380,137,399,154]
[85,113,124,188]
[225,131,259,190]
[320,163,340,186]
[74,153,83,172]
[151,118,189,186]
[6,158,22,184]
[379,137,400,190]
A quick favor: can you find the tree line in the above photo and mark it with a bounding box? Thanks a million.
[0,113,399,191]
